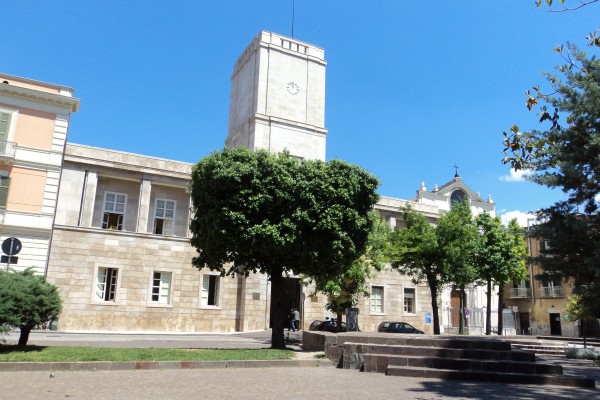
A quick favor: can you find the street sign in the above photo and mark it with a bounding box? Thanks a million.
[0,255,18,264]
[425,312,432,324]
[2,237,22,256]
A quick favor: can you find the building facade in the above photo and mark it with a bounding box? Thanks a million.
[44,31,497,335]
[503,237,579,337]
[0,74,79,275]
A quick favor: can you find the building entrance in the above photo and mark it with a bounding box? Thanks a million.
[549,312,562,335]
[270,278,301,329]
[519,312,530,335]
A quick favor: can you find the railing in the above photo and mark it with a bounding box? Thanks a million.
[539,286,562,297]
[0,141,17,161]
[509,287,531,298]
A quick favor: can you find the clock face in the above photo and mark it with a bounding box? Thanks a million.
[286,81,300,95]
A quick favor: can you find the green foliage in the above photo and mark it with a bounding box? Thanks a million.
[436,200,480,288]
[0,268,62,347]
[475,214,528,287]
[190,147,380,279]
[389,205,444,334]
[0,346,292,362]
[316,211,390,317]
[189,147,380,347]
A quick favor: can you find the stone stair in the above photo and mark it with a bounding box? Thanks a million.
[332,334,595,389]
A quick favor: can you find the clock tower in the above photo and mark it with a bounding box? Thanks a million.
[226,31,327,161]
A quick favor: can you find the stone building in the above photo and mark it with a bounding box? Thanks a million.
[44,31,497,334]
[0,74,79,275]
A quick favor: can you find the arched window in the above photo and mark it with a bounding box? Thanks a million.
[450,189,467,205]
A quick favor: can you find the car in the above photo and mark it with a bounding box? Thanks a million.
[308,319,347,333]
[377,321,424,334]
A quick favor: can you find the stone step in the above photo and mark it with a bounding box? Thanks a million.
[334,333,513,351]
[344,342,535,365]
[386,366,595,389]
[511,344,566,355]
[363,353,562,375]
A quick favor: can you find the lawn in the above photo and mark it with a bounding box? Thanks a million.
[0,345,294,362]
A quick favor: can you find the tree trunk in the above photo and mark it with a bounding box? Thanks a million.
[336,312,343,333]
[428,280,441,335]
[270,265,286,349]
[497,284,504,335]
[486,279,492,335]
[18,325,33,347]
[459,285,464,335]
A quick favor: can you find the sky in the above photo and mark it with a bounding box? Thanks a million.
[2,1,598,226]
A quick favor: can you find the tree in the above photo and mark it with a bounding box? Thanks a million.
[475,214,528,335]
[315,211,389,331]
[566,293,596,347]
[0,268,62,347]
[389,206,445,334]
[436,200,480,334]
[189,147,380,348]
[502,41,600,318]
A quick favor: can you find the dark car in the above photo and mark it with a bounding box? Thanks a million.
[308,319,347,333]
[377,321,424,334]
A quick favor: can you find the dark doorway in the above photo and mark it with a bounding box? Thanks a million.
[549,312,562,335]
[519,312,530,335]
[270,277,301,329]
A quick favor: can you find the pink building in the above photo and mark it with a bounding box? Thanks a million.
[0,74,79,274]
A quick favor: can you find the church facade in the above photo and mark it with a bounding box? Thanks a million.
[44,31,497,334]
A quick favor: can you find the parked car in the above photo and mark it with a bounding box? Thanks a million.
[377,321,424,334]
[308,319,347,333]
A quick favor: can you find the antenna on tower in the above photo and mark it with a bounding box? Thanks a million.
[291,0,295,38]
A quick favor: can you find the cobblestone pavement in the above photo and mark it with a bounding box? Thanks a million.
[1,366,599,400]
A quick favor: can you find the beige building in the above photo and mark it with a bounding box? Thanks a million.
[503,237,578,337]
[0,74,79,275]
[44,31,496,335]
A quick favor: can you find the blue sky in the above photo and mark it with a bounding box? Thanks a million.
[3,1,597,225]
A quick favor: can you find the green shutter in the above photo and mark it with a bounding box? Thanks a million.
[0,177,10,208]
[0,112,11,142]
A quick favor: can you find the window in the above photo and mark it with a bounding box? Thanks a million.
[404,288,415,313]
[371,286,384,313]
[102,192,126,230]
[95,267,118,301]
[0,176,10,208]
[450,189,467,205]
[151,272,172,304]
[153,199,175,235]
[201,275,220,307]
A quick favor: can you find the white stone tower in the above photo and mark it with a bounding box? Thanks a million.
[226,31,327,161]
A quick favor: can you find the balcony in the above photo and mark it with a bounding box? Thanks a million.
[0,141,17,164]
[539,286,562,297]
[509,287,531,298]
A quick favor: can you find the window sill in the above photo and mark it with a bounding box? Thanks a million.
[370,312,386,316]
[90,301,120,306]
[199,305,221,310]
[146,302,173,308]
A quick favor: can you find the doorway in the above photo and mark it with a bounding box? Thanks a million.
[549,312,562,335]
[519,312,530,335]
[269,277,301,329]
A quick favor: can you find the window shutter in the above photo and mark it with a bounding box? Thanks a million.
[0,177,10,208]
[0,112,11,142]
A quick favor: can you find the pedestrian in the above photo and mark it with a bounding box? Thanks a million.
[289,309,296,332]
[293,308,300,331]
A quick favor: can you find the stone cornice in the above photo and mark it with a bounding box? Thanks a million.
[0,83,80,112]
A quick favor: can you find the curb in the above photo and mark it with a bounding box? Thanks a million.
[0,358,332,372]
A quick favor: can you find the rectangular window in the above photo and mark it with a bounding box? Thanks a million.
[96,267,118,301]
[102,192,126,230]
[371,286,384,313]
[0,176,10,208]
[153,199,176,235]
[0,111,12,142]
[404,288,415,313]
[201,275,220,307]
[151,271,172,304]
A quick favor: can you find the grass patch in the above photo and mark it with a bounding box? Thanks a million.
[0,345,293,363]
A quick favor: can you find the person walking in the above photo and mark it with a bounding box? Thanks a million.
[289,309,296,332]
[293,308,300,331]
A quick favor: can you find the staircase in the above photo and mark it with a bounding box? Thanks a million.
[325,334,595,388]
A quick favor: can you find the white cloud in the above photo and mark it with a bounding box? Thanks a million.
[499,210,537,227]
[499,169,531,182]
